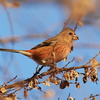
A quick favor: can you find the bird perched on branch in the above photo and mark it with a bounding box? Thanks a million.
[0,28,79,67]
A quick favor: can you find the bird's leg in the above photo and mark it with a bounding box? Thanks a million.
[36,65,39,72]
[33,65,45,77]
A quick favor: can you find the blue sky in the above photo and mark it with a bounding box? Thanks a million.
[0,2,100,100]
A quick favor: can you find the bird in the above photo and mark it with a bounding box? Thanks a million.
[0,28,79,67]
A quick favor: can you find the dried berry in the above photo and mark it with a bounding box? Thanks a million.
[83,76,88,83]
[76,83,80,89]
[59,80,70,89]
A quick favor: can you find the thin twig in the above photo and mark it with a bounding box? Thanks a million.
[58,98,60,100]
[0,34,50,44]
[63,12,73,29]
[74,16,81,31]
[0,76,17,87]
[2,1,14,44]
[84,94,100,100]
[67,93,71,100]
[2,0,15,68]
[37,86,46,94]
[84,51,100,65]
[63,58,75,68]
[13,87,23,94]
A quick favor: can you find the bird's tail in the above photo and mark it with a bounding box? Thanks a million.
[0,48,32,57]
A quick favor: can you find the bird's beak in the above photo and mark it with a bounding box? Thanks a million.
[73,34,79,40]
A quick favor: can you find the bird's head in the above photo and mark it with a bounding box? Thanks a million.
[60,28,79,42]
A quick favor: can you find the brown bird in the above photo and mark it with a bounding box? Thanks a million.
[0,28,79,67]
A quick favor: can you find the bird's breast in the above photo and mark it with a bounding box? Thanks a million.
[54,43,71,62]
[31,42,71,66]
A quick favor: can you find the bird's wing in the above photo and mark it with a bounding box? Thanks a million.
[31,41,57,49]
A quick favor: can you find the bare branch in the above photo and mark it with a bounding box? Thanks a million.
[0,33,50,44]
[84,94,100,100]
[63,12,73,29]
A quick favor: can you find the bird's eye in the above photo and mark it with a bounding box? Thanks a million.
[69,32,72,35]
